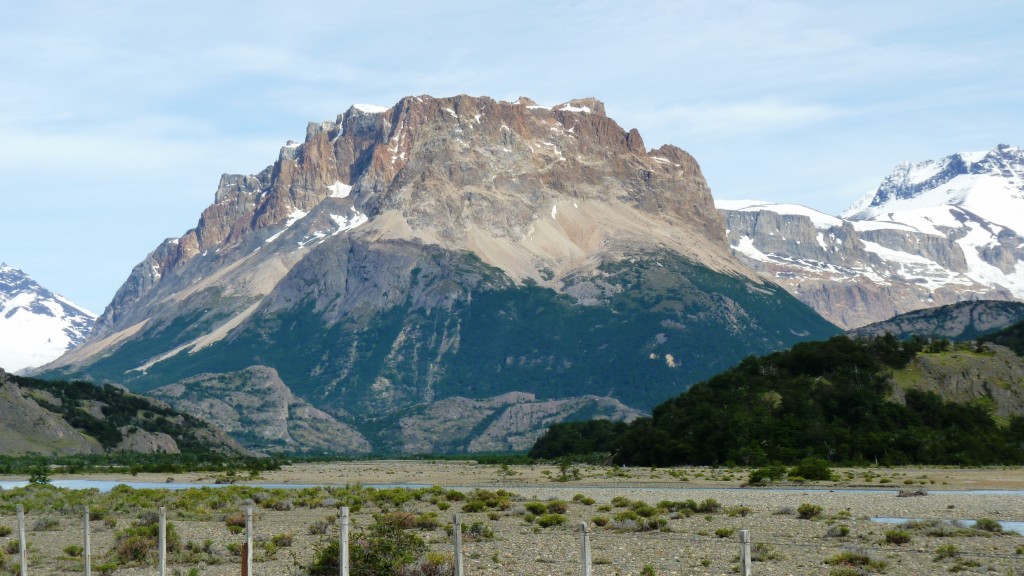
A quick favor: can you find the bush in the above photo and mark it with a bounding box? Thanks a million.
[796,503,823,519]
[0,526,11,537]
[789,458,835,481]
[934,544,960,561]
[536,514,567,528]
[524,502,547,515]
[573,494,595,505]
[545,500,569,514]
[714,527,735,538]
[591,515,609,527]
[973,518,1002,533]
[747,464,786,484]
[63,544,84,557]
[752,542,780,561]
[308,515,427,576]
[884,528,911,545]
[271,533,294,547]
[824,550,888,573]
[826,524,850,537]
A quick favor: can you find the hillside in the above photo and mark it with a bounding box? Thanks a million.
[531,335,1024,466]
[0,368,245,456]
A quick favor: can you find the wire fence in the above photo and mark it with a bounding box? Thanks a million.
[2,504,1022,576]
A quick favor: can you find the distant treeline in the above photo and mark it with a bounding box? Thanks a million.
[531,335,1024,466]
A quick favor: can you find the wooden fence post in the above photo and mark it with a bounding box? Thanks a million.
[245,506,254,576]
[83,506,91,576]
[339,507,349,576]
[241,543,249,576]
[453,514,463,576]
[158,507,166,576]
[579,522,592,576]
[16,503,26,576]
[739,529,752,576]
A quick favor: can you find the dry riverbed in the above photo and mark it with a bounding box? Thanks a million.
[1,462,1022,575]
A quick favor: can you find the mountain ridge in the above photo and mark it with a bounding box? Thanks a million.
[718,144,1024,329]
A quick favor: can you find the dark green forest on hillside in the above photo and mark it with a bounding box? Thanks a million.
[983,320,1024,356]
[531,335,1024,466]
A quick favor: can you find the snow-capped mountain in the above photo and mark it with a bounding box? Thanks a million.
[0,264,96,372]
[718,145,1024,329]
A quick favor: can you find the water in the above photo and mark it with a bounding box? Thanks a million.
[871,517,1024,535]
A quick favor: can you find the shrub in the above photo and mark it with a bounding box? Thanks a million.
[796,503,823,519]
[973,518,1002,533]
[591,516,609,527]
[573,494,595,505]
[32,517,60,531]
[824,550,888,573]
[752,542,780,561]
[789,458,835,481]
[308,516,427,576]
[271,533,294,547]
[524,502,547,515]
[714,527,735,538]
[111,516,181,564]
[725,505,752,517]
[536,514,567,528]
[63,544,84,557]
[884,529,911,545]
[826,524,850,538]
[0,526,11,537]
[934,544,960,561]
[640,564,657,576]
[747,464,786,484]
[546,500,569,514]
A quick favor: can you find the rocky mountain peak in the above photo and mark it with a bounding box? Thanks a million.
[91,94,732,338]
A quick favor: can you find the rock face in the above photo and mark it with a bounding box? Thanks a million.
[849,300,1024,341]
[890,343,1024,421]
[0,263,95,372]
[0,376,103,455]
[39,95,837,453]
[149,366,371,454]
[719,145,1024,329]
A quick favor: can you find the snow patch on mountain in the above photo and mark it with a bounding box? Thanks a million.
[0,264,95,372]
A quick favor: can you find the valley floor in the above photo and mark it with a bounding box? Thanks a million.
[1,462,1022,575]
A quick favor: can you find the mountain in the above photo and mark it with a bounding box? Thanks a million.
[38,94,837,453]
[0,367,245,456]
[718,144,1024,329]
[848,300,1024,341]
[0,263,96,372]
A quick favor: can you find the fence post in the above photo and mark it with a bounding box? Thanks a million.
[579,522,592,576]
[16,503,26,576]
[245,506,254,576]
[339,507,349,576]
[158,507,166,576]
[739,529,751,576]
[453,514,463,576]
[83,506,91,576]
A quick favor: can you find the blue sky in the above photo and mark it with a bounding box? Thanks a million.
[2,0,1021,313]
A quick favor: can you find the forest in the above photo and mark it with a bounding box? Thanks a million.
[530,335,1024,466]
